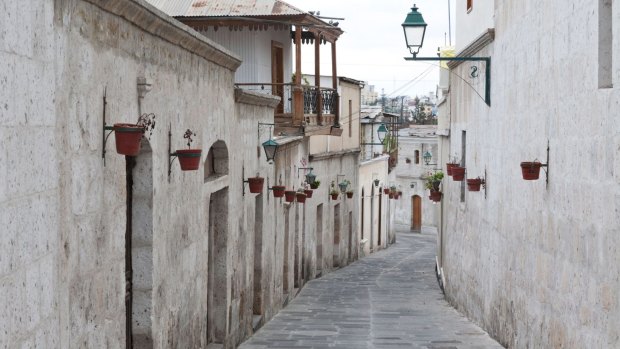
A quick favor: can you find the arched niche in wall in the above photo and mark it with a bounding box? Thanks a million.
[204,140,229,182]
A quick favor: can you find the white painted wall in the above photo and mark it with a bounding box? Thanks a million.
[442,1,620,348]
[455,0,494,52]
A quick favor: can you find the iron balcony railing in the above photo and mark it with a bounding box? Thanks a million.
[235,83,338,127]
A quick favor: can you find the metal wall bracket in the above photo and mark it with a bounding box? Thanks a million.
[102,88,114,166]
[168,125,177,181]
[541,140,550,187]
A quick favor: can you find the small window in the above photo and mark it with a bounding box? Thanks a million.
[414,150,420,164]
[467,0,473,13]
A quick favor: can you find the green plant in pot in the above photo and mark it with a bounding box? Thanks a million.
[310,179,321,189]
[425,171,444,202]
[329,181,339,200]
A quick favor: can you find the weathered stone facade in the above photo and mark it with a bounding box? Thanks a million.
[438,1,620,348]
[0,0,370,347]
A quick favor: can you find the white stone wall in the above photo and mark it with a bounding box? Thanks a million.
[358,157,392,254]
[454,0,494,53]
[393,128,439,230]
[441,1,620,348]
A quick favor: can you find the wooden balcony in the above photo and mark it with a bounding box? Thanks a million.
[235,83,340,137]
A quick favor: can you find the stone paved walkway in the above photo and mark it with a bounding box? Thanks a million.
[240,228,504,349]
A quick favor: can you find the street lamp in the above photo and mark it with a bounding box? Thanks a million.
[401,4,427,57]
[377,124,388,143]
[259,122,279,163]
[402,4,491,106]
[423,151,432,165]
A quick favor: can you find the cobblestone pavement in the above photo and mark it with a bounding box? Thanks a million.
[240,228,504,349]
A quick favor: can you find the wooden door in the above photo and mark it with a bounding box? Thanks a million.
[271,41,284,115]
[412,195,422,231]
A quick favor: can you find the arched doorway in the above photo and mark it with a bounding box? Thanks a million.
[411,195,422,231]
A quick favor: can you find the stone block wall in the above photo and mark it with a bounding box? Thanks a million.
[441,1,620,348]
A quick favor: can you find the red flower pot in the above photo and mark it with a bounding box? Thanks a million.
[446,163,458,176]
[114,123,144,156]
[346,192,353,199]
[175,149,202,171]
[467,178,482,192]
[451,166,466,181]
[389,193,394,199]
[331,193,339,200]
[304,189,314,198]
[520,162,542,180]
[429,190,442,202]
[383,188,390,194]
[284,191,296,203]
[247,177,264,193]
[272,186,286,198]
[296,192,307,203]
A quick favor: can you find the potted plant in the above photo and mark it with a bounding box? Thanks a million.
[303,183,314,198]
[425,171,444,202]
[330,181,339,200]
[309,180,321,189]
[247,173,264,194]
[175,129,202,171]
[346,190,354,199]
[398,190,403,198]
[284,190,296,203]
[272,184,286,198]
[446,157,459,176]
[296,189,307,204]
[520,161,542,180]
[451,166,466,181]
[467,177,484,192]
[114,113,156,156]
[383,187,390,195]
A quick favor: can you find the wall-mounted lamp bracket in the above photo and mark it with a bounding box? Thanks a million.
[405,56,491,106]
[168,126,177,181]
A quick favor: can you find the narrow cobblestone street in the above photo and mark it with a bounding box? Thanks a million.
[240,229,503,349]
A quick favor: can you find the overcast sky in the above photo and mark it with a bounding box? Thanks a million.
[286,0,456,99]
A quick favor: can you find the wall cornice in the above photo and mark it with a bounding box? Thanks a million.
[83,0,242,71]
[310,148,361,161]
[447,29,495,70]
[234,89,281,108]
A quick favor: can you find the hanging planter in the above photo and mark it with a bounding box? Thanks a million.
[520,162,542,180]
[175,129,202,171]
[176,149,202,170]
[451,166,466,181]
[304,189,314,198]
[309,180,321,189]
[429,190,442,202]
[113,114,156,156]
[272,185,286,198]
[247,176,265,194]
[296,192,307,203]
[330,193,339,200]
[346,191,354,199]
[389,192,394,199]
[383,188,390,195]
[284,190,296,203]
[446,162,458,176]
[467,178,483,192]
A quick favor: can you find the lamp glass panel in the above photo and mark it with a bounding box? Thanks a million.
[404,26,425,49]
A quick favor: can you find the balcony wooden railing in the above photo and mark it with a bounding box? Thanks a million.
[235,83,339,135]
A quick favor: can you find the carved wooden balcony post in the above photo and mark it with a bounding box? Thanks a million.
[293,26,304,126]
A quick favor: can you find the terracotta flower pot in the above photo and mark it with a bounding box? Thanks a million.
[330,193,339,200]
[467,178,482,192]
[520,162,542,180]
[304,189,314,198]
[175,149,202,171]
[383,188,390,195]
[284,191,296,203]
[389,193,394,199]
[346,192,353,199]
[446,163,458,176]
[296,192,307,203]
[247,177,264,193]
[272,186,286,198]
[114,123,144,156]
[429,190,442,202]
[451,166,466,181]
